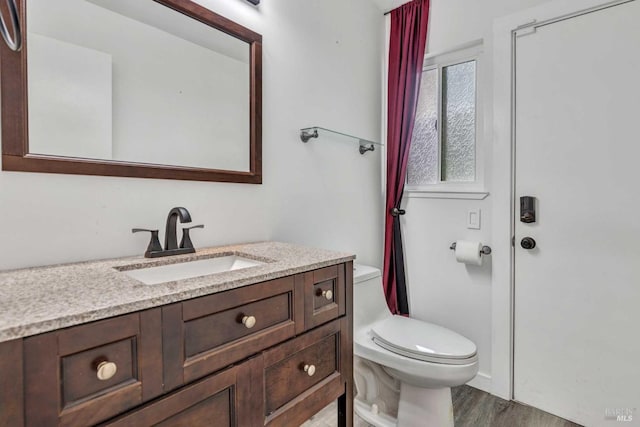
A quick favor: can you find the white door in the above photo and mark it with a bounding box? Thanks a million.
[514,2,640,426]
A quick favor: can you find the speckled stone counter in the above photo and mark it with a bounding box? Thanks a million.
[0,242,355,343]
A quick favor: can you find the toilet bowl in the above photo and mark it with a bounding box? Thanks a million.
[353,264,479,427]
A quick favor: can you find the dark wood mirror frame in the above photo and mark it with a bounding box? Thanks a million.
[0,0,262,184]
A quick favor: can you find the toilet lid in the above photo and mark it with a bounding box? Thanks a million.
[371,316,477,364]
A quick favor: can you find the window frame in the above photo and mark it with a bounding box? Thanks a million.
[406,40,486,197]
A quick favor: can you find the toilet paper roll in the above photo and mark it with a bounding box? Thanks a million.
[455,240,483,266]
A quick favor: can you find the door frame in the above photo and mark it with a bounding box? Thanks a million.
[490,0,635,400]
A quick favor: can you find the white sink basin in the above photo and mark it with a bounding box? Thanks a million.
[122,255,265,285]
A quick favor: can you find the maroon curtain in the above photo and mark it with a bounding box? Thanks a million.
[383,0,430,315]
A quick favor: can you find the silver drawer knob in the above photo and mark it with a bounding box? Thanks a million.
[242,315,256,329]
[321,290,333,300]
[96,361,117,381]
[303,364,316,377]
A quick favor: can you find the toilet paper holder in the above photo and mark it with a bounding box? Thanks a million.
[450,242,492,255]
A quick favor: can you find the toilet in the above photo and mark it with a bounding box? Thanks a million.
[353,264,478,427]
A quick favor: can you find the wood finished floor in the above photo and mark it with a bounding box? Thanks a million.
[301,386,582,427]
[451,386,581,427]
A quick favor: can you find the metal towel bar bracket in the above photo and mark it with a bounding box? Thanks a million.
[300,129,319,143]
[359,143,375,154]
[450,242,492,255]
[0,0,21,52]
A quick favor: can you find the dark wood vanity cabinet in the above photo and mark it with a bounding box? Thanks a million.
[0,261,353,427]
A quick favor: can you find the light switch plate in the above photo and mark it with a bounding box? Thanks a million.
[467,209,481,229]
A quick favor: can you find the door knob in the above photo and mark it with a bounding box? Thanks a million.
[520,237,537,250]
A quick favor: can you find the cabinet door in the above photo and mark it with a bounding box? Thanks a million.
[102,357,263,427]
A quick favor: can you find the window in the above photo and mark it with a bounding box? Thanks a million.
[407,43,481,191]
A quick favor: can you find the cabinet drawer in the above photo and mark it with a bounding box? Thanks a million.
[263,319,345,424]
[163,276,299,389]
[101,357,262,427]
[303,264,346,330]
[62,337,136,405]
[23,310,163,427]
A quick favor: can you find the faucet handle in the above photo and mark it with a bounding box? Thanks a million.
[182,225,205,230]
[132,228,163,258]
[180,225,204,250]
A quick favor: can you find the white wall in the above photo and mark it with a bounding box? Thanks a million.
[0,0,384,271]
[402,0,549,394]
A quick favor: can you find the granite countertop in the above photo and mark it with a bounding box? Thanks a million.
[0,241,355,343]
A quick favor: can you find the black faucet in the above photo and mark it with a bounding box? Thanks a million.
[133,207,204,258]
[165,207,192,251]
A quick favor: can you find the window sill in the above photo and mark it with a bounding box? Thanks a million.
[405,190,489,200]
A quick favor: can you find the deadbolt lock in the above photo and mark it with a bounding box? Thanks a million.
[521,237,537,250]
[520,196,536,223]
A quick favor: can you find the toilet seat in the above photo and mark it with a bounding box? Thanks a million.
[370,316,477,365]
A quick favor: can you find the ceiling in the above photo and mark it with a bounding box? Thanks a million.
[371,0,413,14]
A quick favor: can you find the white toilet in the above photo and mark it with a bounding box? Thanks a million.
[353,264,478,427]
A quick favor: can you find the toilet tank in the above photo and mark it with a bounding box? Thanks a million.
[353,264,392,331]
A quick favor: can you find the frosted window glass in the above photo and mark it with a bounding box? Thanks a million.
[407,69,438,186]
[442,61,476,182]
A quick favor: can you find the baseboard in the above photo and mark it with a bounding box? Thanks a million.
[466,371,491,393]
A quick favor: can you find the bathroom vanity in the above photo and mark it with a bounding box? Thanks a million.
[0,242,354,426]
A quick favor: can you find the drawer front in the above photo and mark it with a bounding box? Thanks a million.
[101,357,262,427]
[263,320,343,417]
[184,292,290,357]
[304,264,346,330]
[163,276,299,388]
[61,337,137,405]
[23,309,162,427]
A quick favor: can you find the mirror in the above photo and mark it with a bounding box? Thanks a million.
[1,0,262,183]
